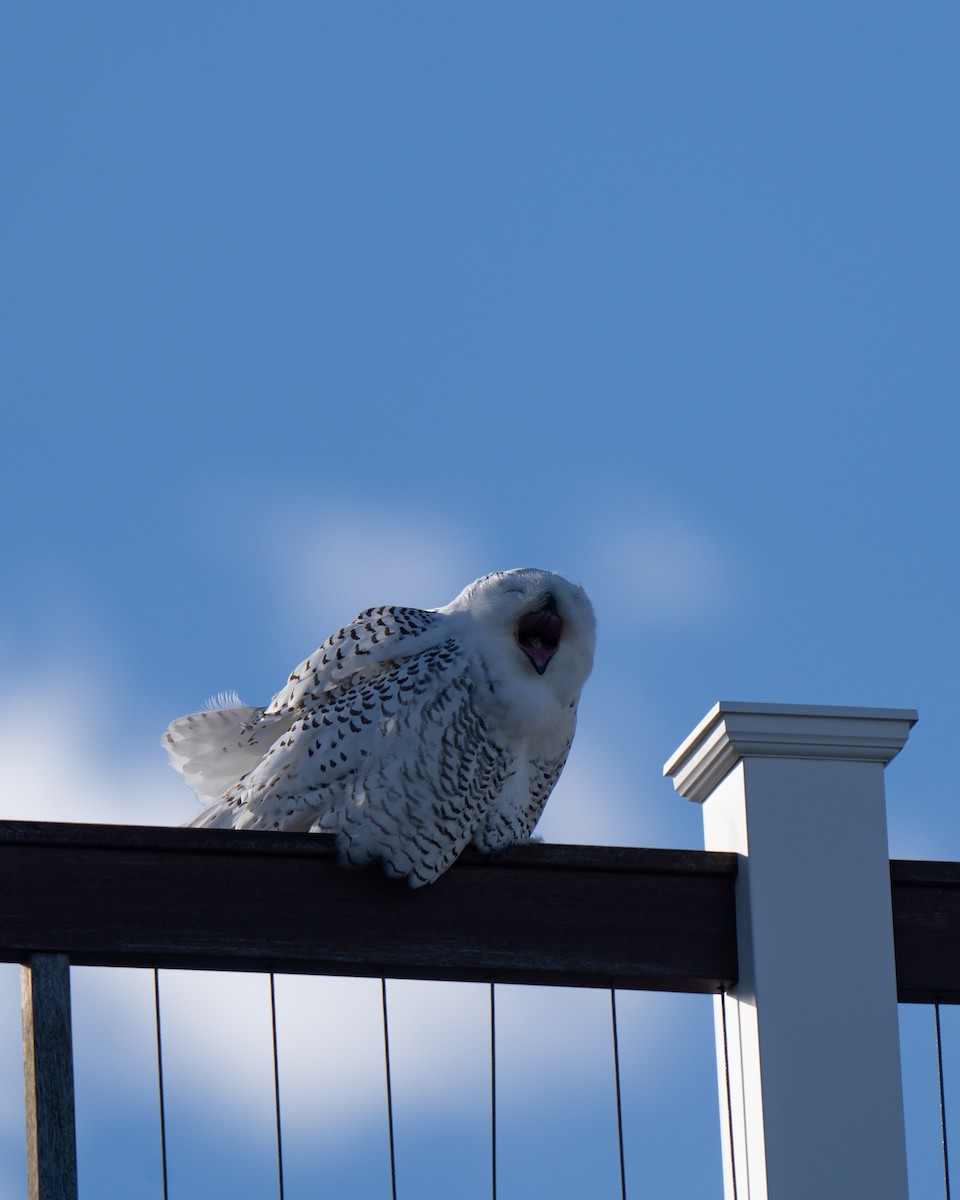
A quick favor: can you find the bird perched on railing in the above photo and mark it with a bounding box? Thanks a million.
[163,568,596,886]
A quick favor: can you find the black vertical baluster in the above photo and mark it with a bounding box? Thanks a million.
[490,984,497,1200]
[269,974,285,1200]
[936,1003,952,1200]
[381,980,398,1200]
[153,969,169,1200]
[610,990,627,1200]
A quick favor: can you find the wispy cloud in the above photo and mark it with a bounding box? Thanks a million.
[588,509,747,626]
[212,499,495,641]
[0,663,195,829]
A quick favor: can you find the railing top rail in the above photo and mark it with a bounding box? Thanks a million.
[0,820,738,993]
[2,820,958,1002]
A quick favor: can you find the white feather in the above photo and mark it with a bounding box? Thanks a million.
[202,689,246,711]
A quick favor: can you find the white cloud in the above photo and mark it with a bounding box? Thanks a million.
[216,500,496,640]
[0,665,195,828]
[536,727,650,848]
[589,511,746,625]
[0,969,24,1131]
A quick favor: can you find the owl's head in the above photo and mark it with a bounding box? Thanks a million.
[446,568,596,700]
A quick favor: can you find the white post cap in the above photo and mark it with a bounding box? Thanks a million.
[663,701,918,805]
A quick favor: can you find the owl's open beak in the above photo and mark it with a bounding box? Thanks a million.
[517,595,562,675]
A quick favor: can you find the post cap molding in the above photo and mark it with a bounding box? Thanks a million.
[663,701,918,805]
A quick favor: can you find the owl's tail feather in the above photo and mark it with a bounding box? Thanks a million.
[162,700,297,809]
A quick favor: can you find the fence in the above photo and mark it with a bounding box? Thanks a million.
[3,701,958,1198]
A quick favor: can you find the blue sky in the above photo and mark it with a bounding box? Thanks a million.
[1,3,958,1196]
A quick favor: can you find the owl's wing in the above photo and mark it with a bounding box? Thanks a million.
[265,605,445,715]
[192,637,515,887]
[164,703,298,806]
[169,606,447,807]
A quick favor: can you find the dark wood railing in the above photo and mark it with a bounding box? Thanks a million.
[2,821,960,1000]
[0,821,737,992]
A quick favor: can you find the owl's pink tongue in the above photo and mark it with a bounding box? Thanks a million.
[517,607,562,675]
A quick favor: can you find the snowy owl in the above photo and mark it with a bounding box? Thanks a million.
[163,568,595,886]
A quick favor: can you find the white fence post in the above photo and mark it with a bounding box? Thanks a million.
[664,702,916,1200]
